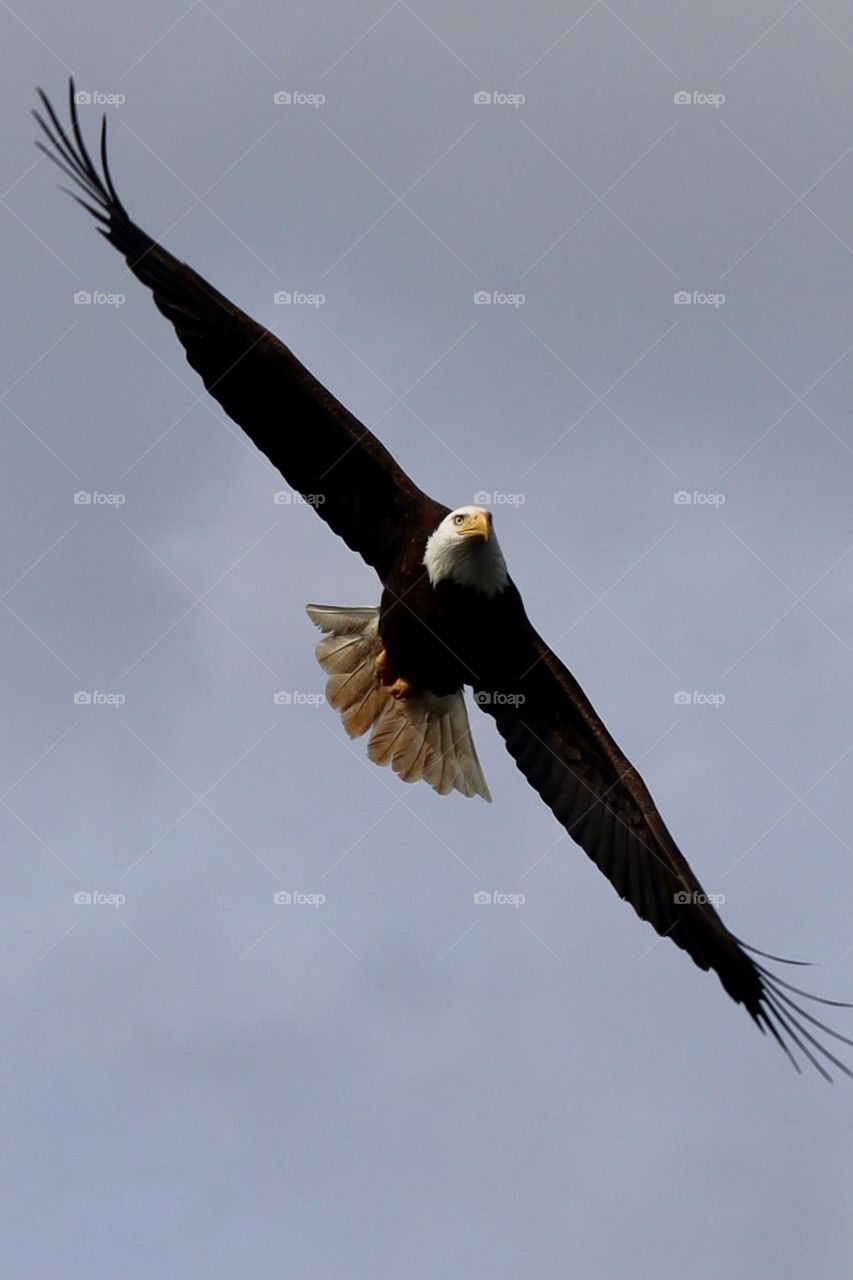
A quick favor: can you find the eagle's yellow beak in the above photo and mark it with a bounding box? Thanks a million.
[461,509,491,541]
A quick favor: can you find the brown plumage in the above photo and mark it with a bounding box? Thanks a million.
[34,79,853,1078]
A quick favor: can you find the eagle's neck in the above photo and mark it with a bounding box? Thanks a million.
[423,528,508,598]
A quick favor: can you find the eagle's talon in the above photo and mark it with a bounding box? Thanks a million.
[375,648,414,698]
[386,676,415,700]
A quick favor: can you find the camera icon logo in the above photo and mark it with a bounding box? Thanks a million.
[673,291,691,304]
[74,891,93,904]
[473,890,492,904]
[673,91,691,105]
[273,891,292,904]
[273,691,292,705]
[673,691,691,705]
[474,91,492,105]
[73,691,92,704]
[273,91,292,104]
[474,291,492,304]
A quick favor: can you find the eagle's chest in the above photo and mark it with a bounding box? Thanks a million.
[378,574,500,695]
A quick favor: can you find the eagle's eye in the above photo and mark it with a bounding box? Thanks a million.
[453,514,465,526]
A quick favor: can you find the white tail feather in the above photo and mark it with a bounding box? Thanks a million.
[306,604,490,802]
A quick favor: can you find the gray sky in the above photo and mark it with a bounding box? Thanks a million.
[3,1,853,1275]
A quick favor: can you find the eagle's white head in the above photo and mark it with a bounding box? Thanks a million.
[423,506,508,597]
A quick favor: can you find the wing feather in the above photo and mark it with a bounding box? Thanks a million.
[34,80,444,579]
[476,609,853,1077]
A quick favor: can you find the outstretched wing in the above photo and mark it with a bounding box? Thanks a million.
[476,613,853,1079]
[34,80,445,581]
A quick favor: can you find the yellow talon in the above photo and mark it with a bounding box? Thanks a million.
[386,676,415,700]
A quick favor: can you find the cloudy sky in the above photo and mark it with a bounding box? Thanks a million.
[3,1,853,1274]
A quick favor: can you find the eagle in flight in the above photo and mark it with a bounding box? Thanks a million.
[34,80,853,1078]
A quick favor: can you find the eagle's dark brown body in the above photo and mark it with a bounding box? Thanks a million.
[380,549,526,698]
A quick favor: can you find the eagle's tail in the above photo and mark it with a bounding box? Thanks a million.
[306,604,491,801]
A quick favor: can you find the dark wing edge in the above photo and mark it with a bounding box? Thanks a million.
[33,79,445,580]
[476,617,853,1080]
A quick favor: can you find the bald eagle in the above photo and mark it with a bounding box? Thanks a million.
[34,80,852,1077]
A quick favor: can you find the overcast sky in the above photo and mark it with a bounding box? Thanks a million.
[3,1,853,1275]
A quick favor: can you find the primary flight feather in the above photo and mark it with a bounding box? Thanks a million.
[34,79,853,1077]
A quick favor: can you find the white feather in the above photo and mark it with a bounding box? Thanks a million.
[306,603,491,801]
[422,506,508,597]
